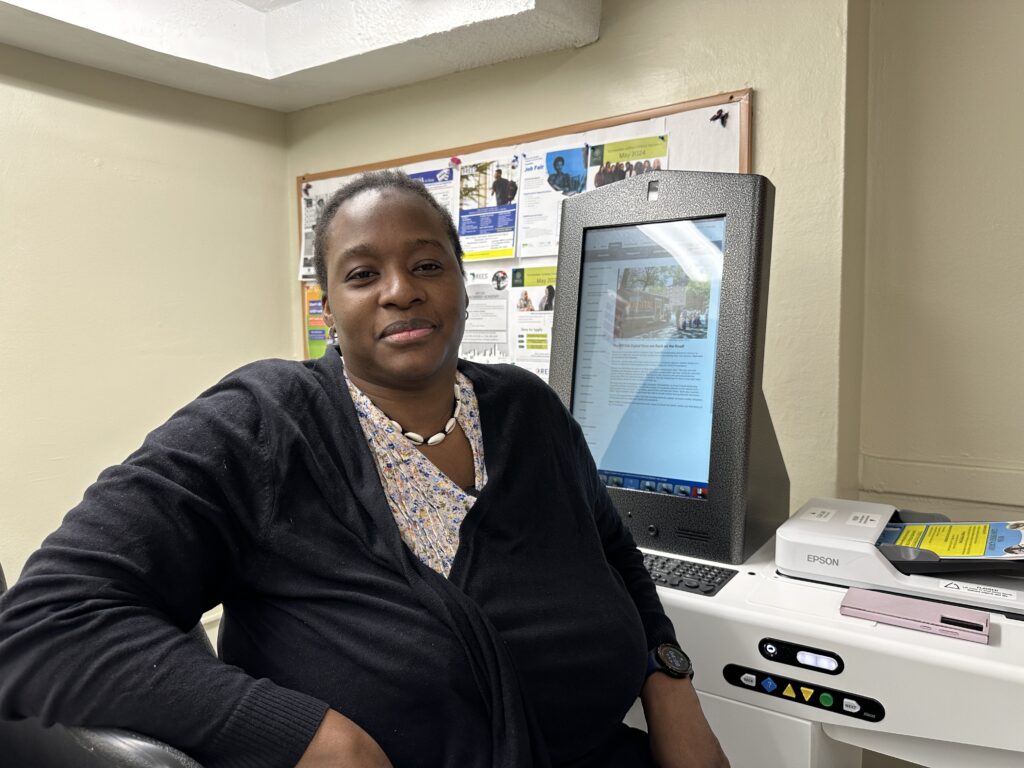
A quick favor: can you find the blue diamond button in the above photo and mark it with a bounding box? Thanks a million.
[761,677,778,693]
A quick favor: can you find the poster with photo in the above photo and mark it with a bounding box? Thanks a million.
[517,134,587,258]
[461,262,513,364]
[510,263,558,381]
[586,135,668,190]
[456,149,520,261]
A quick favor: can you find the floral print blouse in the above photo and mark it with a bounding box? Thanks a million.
[345,370,488,577]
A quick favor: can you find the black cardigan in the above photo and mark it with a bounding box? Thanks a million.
[0,352,677,768]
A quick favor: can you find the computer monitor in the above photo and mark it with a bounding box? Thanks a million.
[549,171,788,564]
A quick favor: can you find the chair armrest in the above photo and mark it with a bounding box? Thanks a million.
[0,717,205,768]
[1,556,213,768]
[66,726,206,768]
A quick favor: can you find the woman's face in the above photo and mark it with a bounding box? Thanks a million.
[322,189,467,391]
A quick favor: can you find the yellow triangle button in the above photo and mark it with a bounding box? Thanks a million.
[800,687,814,702]
[783,684,796,699]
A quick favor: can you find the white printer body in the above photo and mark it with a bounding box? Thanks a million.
[629,498,1024,768]
[775,497,1024,615]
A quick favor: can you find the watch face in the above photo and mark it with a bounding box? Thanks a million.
[659,645,692,674]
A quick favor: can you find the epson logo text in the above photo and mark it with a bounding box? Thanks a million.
[807,554,840,567]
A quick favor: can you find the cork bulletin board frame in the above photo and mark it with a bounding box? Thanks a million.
[296,88,752,359]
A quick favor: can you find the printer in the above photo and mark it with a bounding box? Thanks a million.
[635,499,1024,767]
[775,497,1024,616]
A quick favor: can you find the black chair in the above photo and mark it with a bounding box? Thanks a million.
[0,561,208,768]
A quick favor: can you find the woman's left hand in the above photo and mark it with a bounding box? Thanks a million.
[641,673,730,768]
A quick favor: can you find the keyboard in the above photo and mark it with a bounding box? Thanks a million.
[643,553,738,596]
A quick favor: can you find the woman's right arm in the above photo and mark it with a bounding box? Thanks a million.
[0,380,335,768]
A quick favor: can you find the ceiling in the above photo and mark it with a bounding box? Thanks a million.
[232,0,305,10]
[0,0,602,112]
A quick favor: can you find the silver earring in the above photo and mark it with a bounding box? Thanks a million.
[464,310,469,319]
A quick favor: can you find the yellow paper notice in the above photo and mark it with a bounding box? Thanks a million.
[893,525,925,548]
[918,524,989,557]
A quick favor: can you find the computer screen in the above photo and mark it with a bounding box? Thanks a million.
[572,218,724,500]
[549,171,788,564]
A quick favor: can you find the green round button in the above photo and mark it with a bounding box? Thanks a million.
[819,692,834,707]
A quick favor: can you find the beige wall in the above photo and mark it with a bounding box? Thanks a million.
[286,0,858,516]
[860,0,1024,520]
[0,44,289,583]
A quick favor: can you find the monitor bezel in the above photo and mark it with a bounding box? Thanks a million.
[550,171,772,560]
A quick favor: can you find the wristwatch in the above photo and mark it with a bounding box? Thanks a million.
[646,643,694,680]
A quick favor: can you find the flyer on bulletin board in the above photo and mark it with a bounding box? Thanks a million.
[510,263,558,381]
[298,176,350,281]
[456,149,520,261]
[303,282,330,359]
[460,262,513,364]
[586,134,668,190]
[400,158,461,223]
[517,134,587,259]
[877,521,1024,559]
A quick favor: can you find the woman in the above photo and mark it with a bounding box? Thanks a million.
[537,284,556,312]
[516,289,535,312]
[0,172,726,768]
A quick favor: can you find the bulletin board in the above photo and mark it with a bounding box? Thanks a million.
[297,88,752,370]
